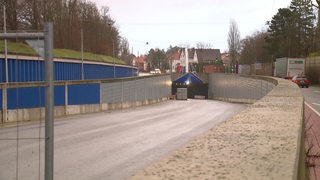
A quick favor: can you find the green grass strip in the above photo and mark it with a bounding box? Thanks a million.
[0,40,125,64]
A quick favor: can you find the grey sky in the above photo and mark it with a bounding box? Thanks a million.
[92,0,312,55]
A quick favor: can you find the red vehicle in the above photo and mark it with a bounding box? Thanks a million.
[292,75,310,88]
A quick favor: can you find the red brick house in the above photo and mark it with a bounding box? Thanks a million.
[132,56,147,71]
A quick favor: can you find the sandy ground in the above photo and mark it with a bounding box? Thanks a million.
[129,80,304,180]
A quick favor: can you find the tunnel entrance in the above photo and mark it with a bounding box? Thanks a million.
[172,72,208,99]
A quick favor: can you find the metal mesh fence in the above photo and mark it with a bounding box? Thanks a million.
[101,75,171,104]
[208,73,274,101]
[306,57,320,84]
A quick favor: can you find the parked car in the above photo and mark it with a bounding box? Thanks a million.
[292,75,310,88]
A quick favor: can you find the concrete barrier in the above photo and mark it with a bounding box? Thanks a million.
[1,97,169,123]
[130,76,306,180]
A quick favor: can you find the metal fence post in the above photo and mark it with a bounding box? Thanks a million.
[1,84,7,123]
[44,22,54,180]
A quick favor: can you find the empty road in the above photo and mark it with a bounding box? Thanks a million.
[0,100,246,180]
[301,85,320,113]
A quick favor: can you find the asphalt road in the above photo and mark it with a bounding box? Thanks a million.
[301,85,320,113]
[0,99,246,180]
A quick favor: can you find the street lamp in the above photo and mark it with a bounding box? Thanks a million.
[108,22,115,78]
[113,40,115,78]
[81,27,84,80]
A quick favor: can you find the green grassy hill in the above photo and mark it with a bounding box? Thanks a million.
[0,40,125,65]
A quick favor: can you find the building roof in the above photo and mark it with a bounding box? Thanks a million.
[195,49,221,62]
[169,50,181,60]
[133,57,146,63]
[187,48,196,59]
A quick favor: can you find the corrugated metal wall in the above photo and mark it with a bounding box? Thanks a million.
[84,64,113,80]
[208,73,274,101]
[0,58,138,83]
[6,58,44,82]
[55,62,81,81]
[0,56,139,110]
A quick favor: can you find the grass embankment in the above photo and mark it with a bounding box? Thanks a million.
[309,51,320,57]
[0,40,125,65]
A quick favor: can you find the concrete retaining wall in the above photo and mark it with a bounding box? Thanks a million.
[130,75,306,180]
[3,98,168,122]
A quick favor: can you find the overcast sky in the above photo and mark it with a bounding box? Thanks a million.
[91,0,314,55]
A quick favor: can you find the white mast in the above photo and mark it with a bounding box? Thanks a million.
[185,48,189,73]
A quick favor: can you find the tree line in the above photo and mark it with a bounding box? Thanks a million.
[238,0,320,65]
[0,0,130,59]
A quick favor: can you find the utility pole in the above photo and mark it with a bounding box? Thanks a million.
[113,40,115,78]
[81,27,84,80]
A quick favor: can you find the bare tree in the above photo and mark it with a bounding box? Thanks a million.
[0,0,121,57]
[240,30,271,64]
[119,37,131,64]
[196,42,212,49]
[228,19,241,64]
[5,0,18,30]
[315,0,320,26]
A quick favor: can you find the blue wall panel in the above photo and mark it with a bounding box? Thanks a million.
[54,62,81,81]
[54,85,65,106]
[7,86,65,109]
[7,87,45,109]
[1,58,137,110]
[6,59,44,82]
[1,58,137,82]
[68,84,100,105]
[116,66,139,78]
[84,64,114,80]
[0,59,5,82]
[0,89,2,109]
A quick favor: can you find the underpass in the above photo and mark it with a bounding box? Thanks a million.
[0,99,246,180]
[0,73,306,179]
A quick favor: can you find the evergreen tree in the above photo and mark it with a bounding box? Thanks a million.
[289,0,316,56]
[266,8,295,57]
[267,0,316,57]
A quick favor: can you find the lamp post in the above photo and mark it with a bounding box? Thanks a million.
[113,40,115,78]
[108,22,115,78]
[81,27,84,80]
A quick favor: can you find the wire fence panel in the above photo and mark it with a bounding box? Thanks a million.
[100,75,171,104]
[208,73,274,102]
[306,57,320,84]
[136,78,146,101]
